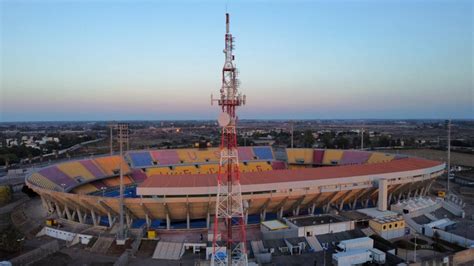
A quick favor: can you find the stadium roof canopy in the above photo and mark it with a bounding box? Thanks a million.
[138,158,444,196]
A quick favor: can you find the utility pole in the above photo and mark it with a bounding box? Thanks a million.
[290,121,294,148]
[446,119,451,195]
[361,128,364,150]
[109,122,115,156]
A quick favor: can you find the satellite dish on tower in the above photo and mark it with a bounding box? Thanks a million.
[218,112,231,127]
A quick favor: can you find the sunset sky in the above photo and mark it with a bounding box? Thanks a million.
[1,0,472,122]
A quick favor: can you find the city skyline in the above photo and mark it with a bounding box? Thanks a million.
[1,0,472,122]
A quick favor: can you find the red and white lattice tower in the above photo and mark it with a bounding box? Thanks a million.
[211,13,247,266]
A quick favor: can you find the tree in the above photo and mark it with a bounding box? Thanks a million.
[303,130,315,148]
[320,133,333,148]
[377,135,391,147]
[334,136,350,149]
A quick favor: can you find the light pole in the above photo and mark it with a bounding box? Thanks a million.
[414,233,417,263]
[290,121,294,148]
[446,119,451,195]
[322,243,328,266]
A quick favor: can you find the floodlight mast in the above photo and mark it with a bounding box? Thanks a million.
[211,13,248,266]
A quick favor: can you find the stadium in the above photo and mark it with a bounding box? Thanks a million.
[25,147,445,229]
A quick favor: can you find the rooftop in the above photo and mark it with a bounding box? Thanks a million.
[286,215,345,227]
[357,208,399,219]
[261,220,289,231]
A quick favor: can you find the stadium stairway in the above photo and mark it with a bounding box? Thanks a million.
[90,236,115,254]
[305,236,323,252]
[250,240,265,255]
[152,241,185,260]
[360,227,376,237]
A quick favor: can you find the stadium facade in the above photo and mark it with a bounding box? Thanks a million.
[26,147,445,229]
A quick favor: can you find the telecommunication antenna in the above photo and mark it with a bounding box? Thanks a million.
[210,13,248,266]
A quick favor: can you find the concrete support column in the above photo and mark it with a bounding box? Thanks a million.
[364,199,370,208]
[245,210,249,224]
[378,179,388,211]
[311,203,316,214]
[40,196,48,211]
[145,214,151,228]
[339,200,344,211]
[91,210,98,226]
[107,212,114,228]
[420,187,425,197]
[426,181,434,196]
[71,210,77,221]
[65,206,72,220]
[125,213,131,227]
[261,209,267,221]
[206,212,210,229]
[324,202,331,213]
[186,211,190,230]
[55,202,63,218]
[351,198,358,210]
[278,207,284,219]
[77,209,84,224]
[40,196,47,209]
[166,213,170,230]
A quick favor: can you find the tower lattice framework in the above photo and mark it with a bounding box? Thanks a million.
[211,13,248,266]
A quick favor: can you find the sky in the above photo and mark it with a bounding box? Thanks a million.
[0,0,472,122]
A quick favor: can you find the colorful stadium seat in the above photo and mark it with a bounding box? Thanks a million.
[90,180,108,190]
[322,149,344,165]
[130,169,148,183]
[286,148,313,164]
[29,173,58,190]
[238,147,255,161]
[176,148,220,163]
[57,161,95,181]
[367,152,395,164]
[72,183,99,194]
[129,151,154,167]
[150,150,180,165]
[340,150,371,165]
[146,167,172,176]
[203,164,220,174]
[38,166,77,190]
[102,176,133,187]
[240,161,273,172]
[253,147,274,160]
[313,149,325,164]
[94,156,130,176]
[79,160,106,178]
[271,161,286,170]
